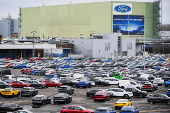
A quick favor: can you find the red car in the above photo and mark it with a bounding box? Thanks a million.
[142,83,155,92]
[27,68,34,74]
[7,63,15,68]
[94,91,110,102]
[9,81,30,88]
[20,68,27,74]
[60,105,94,113]
[41,80,62,87]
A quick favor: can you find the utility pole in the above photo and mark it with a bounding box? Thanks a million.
[31,31,37,58]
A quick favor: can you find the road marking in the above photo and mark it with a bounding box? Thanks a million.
[150,105,158,109]
[140,109,170,112]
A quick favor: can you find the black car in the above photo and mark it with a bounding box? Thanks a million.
[32,95,51,105]
[0,103,23,112]
[59,79,78,88]
[86,89,104,97]
[26,80,46,89]
[58,85,74,95]
[124,88,147,98]
[147,94,170,104]
[93,79,110,86]
[53,93,72,104]
[21,87,38,97]
[0,81,12,89]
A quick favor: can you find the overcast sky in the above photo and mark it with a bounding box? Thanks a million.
[0,0,169,24]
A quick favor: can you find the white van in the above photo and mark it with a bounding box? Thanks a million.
[2,75,16,81]
[119,80,142,89]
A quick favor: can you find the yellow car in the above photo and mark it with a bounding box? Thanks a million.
[115,99,132,110]
[1,88,20,98]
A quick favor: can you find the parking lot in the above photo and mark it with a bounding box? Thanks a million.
[0,69,169,113]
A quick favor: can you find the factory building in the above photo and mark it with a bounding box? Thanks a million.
[19,1,162,39]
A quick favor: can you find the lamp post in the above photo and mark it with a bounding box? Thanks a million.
[31,31,37,57]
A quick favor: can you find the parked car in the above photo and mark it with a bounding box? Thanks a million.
[107,88,133,99]
[41,80,62,87]
[0,81,12,89]
[115,99,132,110]
[58,85,74,95]
[0,88,20,98]
[9,81,30,88]
[124,87,147,98]
[13,64,26,69]
[94,91,110,102]
[21,87,38,97]
[153,78,164,86]
[147,94,170,104]
[59,79,78,88]
[164,80,170,88]
[103,78,119,85]
[94,107,116,113]
[77,80,92,88]
[0,103,23,112]
[142,83,155,91]
[32,95,51,105]
[26,80,46,89]
[60,105,94,113]
[53,93,72,104]
[167,89,170,97]
[86,89,105,97]
[120,106,139,113]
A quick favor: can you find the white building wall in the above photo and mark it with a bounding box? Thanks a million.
[122,39,136,56]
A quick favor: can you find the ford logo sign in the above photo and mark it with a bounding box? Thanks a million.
[114,5,131,13]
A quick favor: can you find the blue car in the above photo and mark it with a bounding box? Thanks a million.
[60,64,72,68]
[120,106,139,113]
[164,80,170,88]
[95,107,116,113]
[78,80,91,88]
[13,64,27,69]
[167,89,170,97]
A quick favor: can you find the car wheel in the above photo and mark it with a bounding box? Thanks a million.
[12,93,14,98]
[54,84,58,88]
[167,85,170,88]
[167,100,170,105]
[94,99,96,102]
[22,85,26,88]
[73,84,76,88]
[54,102,57,104]
[149,100,155,104]
[39,85,43,89]
[108,97,110,101]
[64,100,67,104]
[30,92,33,97]
[21,95,24,97]
[139,94,144,98]
[124,94,129,99]
[17,92,20,97]
[103,98,106,102]
[42,101,45,105]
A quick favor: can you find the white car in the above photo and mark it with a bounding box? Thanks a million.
[0,63,6,68]
[160,67,169,71]
[50,78,60,83]
[153,78,164,86]
[107,88,133,99]
[103,77,119,85]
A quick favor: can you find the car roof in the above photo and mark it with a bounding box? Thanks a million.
[34,95,46,97]
[122,106,134,108]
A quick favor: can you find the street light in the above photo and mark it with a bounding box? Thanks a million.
[31,31,37,57]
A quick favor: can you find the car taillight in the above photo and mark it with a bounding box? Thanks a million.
[32,99,34,100]
[39,99,42,100]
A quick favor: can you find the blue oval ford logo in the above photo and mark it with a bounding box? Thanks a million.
[114,5,131,13]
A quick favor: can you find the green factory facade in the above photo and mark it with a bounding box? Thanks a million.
[19,1,161,39]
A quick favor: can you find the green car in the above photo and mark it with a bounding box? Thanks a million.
[112,73,123,79]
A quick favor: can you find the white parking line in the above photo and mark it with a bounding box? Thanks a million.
[150,105,158,109]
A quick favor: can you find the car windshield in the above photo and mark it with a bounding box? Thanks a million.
[121,107,132,110]
[1,103,13,107]
[79,106,87,110]
[4,88,11,91]
[22,88,31,90]
[117,99,126,102]
[162,94,168,98]
[33,96,42,99]
[96,109,107,112]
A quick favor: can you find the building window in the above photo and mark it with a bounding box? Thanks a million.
[82,42,83,44]
[99,50,100,53]
[122,51,127,56]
